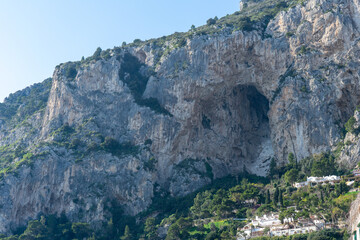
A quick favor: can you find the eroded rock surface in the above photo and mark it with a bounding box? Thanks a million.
[1,0,360,232]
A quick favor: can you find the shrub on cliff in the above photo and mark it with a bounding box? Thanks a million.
[65,65,77,80]
[345,116,358,134]
[206,18,217,25]
[100,137,139,157]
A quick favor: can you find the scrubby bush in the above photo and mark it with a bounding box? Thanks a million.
[92,47,102,60]
[206,18,217,25]
[100,136,139,157]
[65,66,77,80]
[345,116,357,134]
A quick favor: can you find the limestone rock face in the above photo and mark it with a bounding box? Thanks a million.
[337,110,360,167]
[348,192,360,236]
[1,0,360,232]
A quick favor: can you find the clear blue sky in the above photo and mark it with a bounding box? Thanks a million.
[0,0,239,102]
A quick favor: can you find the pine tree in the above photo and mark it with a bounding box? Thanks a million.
[269,158,277,177]
[288,153,296,168]
[120,225,132,240]
[107,218,115,239]
[320,191,324,204]
[165,223,181,240]
[273,187,279,205]
[145,217,158,240]
[278,190,284,208]
[265,189,271,204]
[92,47,102,60]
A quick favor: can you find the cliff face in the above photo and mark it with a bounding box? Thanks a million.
[348,192,360,236]
[1,0,360,232]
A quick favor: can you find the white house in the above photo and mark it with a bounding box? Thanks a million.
[294,175,341,188]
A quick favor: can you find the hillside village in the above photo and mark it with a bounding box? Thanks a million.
[238,214,324,239]
[234,169,360,239]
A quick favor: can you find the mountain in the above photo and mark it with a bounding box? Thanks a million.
[0,0,360,235]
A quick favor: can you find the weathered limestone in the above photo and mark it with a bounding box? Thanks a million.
[1,0,360,233]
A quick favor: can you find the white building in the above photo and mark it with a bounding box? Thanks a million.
[252,214,282,227]
[239,214,325,239]
[294,175,341,188]
[271,226,317,236]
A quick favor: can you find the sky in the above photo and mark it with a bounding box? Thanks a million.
[0,0,239,102]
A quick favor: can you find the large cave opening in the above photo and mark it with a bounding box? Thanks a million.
[236,85,270,138]
[233,85,273,175]
[197,84,274,177]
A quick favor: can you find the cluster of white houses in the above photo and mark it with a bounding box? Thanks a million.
[237,171,360,239]
[237,214,325,239]
[293,175,341,188]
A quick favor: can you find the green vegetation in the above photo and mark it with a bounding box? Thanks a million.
[334,141,345,158]
[82,47,103,63]
[100,136,139,157]
[345,116,358,134]
[65,64,78,80]
[0,215,96,240]
[50,123,75,139]
[138,0,303,46]
[298,45,309,55]
[153,169,353,239]
[0,151,35,178]
[143,157,157,171]
[272,152,340,181]
[285,31,295,38]
[0,78,52,125]
[45,119,141,163]
[117,0,306,71]
[1,164,355,239]
[120,225,132,240]
[0,140,40,179]
[144,139,152,146]
[300,85,309,93]
[206,17,218,26]
[92,47,102,60]
[309,153,337,177]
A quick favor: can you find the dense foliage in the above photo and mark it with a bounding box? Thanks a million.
[271,152,342,182]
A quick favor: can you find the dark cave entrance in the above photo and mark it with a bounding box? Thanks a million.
[232,85,273,175]
[237,85,270,134]
[198,84,273,176]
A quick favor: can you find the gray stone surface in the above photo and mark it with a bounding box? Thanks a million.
[1,0,360,232]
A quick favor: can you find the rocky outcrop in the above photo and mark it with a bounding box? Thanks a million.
[337,109,360,167]
[348,192,360,238]
[1,0,360,233]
